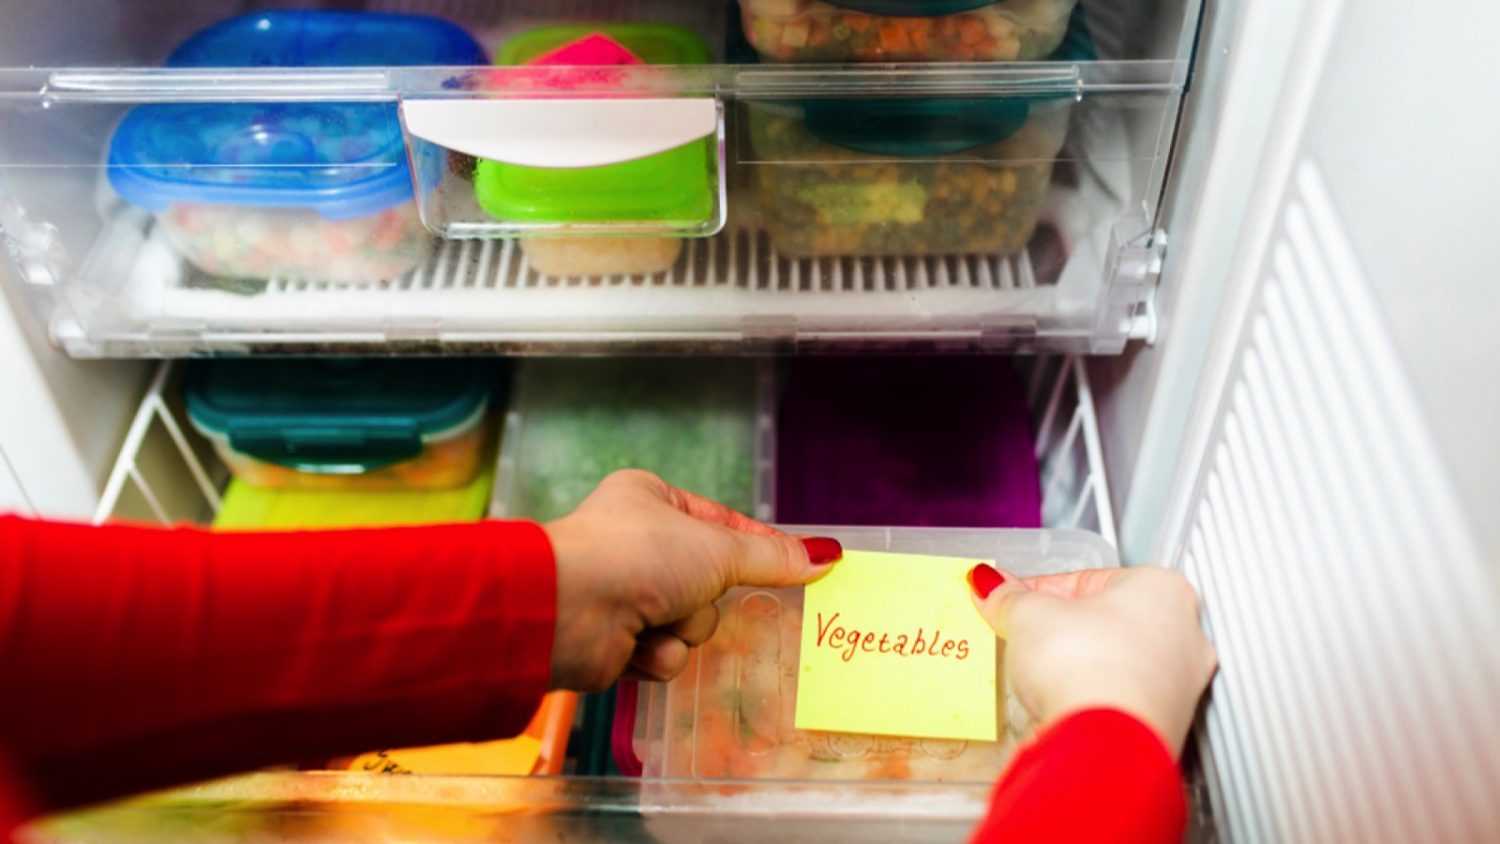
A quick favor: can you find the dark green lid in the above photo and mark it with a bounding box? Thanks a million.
[823,0,998,15]
[802,7,1097,156]
[185,359,493,472]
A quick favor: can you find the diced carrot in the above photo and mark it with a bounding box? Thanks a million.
[809,19,830,46]
[910,27,930,52]
[844,13,871,33]
[960,16,988,45]
[879,22,911,52]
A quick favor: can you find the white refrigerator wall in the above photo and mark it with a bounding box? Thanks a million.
[1110,0,1500,840]
[0,257,146,517]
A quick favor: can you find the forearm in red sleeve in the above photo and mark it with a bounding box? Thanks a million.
[971,709,1187,844]
[0,514,556,814]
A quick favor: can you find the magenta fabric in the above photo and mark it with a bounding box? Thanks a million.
[775,357,1042,528]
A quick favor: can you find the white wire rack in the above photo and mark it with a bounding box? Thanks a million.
[94,355,1117,550]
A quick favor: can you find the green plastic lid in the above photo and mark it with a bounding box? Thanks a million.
[185,359,494,472]
[475,24,715,227]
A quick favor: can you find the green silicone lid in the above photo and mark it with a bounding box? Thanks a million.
[476,24,715,226]
[185,358,494,472]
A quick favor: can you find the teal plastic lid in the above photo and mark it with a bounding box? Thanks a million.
[823,0,998,14]
[802,8,1096,156]
[476,24,715,226]
[185,359,493,472]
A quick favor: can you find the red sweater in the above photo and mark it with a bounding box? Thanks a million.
[0,516,1185,842]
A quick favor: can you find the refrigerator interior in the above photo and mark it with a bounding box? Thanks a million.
[26,354,1120,843]
[0,0,1198,356]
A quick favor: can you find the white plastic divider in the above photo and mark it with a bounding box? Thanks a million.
[94,356,1117,553]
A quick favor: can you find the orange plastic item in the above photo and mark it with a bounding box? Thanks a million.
[330,691,578,776]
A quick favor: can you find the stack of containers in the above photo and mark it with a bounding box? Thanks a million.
[107,12,486,284]
[747,10,1094,258]
[185,358,497,492]
[474,24,717,277]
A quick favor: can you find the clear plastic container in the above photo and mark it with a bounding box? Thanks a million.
[749,97,1070,257]
[629,525,1118,783]
[492,358,771,522]
[476,24,717,277]
[106,12,487,284]
[185,358,497,492]
[739,0,1078,63]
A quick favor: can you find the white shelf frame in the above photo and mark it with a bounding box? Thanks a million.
[94,356,1117,550]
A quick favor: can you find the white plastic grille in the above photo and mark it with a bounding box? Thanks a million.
[1178,162,1500,842]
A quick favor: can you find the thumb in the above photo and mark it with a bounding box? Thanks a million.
[724,532,843,589]
[968,563,1043,640]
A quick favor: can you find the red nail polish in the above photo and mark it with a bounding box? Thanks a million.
[801,537,843,566]
[969,564,1005,599]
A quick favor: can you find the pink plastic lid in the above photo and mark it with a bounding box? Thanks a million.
[531,33,644,67]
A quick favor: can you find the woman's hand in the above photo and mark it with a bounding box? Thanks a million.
[544,470,842,692]
[969,564,1217,756]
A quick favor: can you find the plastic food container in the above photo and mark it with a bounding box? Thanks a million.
[740,0,1078,62]
[107,12,486,284]
[624,525,1118,783]
[475,25,716,277]
[333,692,579,777]
[493,358,768,522]
[185,358,497,491]
[748,19,1089,257]
[776,358,1041,527]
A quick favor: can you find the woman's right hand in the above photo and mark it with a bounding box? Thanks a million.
[969,565,1217,756]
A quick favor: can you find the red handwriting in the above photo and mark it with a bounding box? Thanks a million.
[814,612,972,664]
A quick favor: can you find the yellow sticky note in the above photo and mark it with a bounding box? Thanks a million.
[794,550,998,742]
[350,735,542,776]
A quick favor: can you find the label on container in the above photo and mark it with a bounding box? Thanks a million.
[795,550,998,742]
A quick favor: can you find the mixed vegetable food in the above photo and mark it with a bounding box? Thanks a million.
[740,0,1077,62]
[161,200,432,285]
[656,588,1019,781]
[504,359,760,521]
[749,102,1069,257]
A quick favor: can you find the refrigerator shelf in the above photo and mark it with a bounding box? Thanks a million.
[96,356,1116,545]
[54,211,1151,357]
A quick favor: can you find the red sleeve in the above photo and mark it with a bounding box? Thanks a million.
[0,514,556,821]
[971,709,1187,844]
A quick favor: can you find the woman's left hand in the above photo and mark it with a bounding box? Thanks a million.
[544,470,843,691]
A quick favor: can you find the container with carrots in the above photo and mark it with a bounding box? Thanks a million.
[746,16,1090,258]
[739,0,1078,63]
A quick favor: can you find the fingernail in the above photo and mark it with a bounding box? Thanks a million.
[801,537,843,566]
[969,563,1005,599]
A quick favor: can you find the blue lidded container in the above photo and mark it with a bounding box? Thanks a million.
[107,12,486,284]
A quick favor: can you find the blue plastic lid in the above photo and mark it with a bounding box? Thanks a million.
[108,12,486,219]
